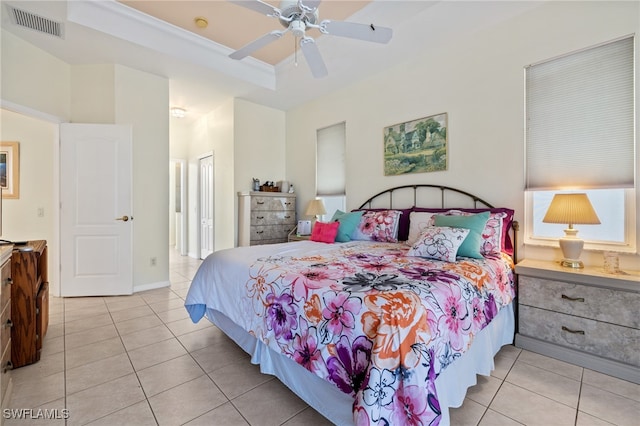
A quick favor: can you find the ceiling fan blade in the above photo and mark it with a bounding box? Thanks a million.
[229,30,285,60]
[299,0,321,12]
[229,0,280,17]
[320,20,392,44]
[300,37,328,79]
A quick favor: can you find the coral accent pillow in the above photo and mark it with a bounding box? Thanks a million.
[310,221,340,243]
[407,226,470,262]
[433,212,490,259]
[330,210,364,242]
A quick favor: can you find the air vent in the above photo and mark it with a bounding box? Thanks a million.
[6,4,64,39]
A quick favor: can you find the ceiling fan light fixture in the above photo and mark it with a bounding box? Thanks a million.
[170,107,186,118]
[194,16,208,29]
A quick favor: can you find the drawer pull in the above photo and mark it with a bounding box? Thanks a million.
[256,230,264,234]
[257,201,265,205]
[561,294,585,303]
[285,202,292,205]
[562,326,585,335]
[284,215,291,219]
[256,216,264,219]
[2,360,13,374]
[2,319,12,329]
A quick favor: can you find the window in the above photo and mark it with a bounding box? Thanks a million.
[316,122,346,220]
[525,36,636,251]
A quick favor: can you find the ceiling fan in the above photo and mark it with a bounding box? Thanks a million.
[229,0,393,78]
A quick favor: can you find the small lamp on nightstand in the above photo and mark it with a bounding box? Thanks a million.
[542,193,601,268]
[305,199,326,228]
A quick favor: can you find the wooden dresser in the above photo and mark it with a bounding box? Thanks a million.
[515,259,640,384]
[238,192,296,246]
[0,245,13,424]
[11,240,49,368]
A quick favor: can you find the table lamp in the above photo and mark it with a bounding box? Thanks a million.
[542,193,601,268]
[305,199,326,227]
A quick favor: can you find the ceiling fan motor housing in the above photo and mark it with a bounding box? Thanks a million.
[278,0,318,28]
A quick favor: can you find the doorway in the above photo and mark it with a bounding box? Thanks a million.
[199,154,214,259]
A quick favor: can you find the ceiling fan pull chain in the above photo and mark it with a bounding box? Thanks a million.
[294,36,298,67]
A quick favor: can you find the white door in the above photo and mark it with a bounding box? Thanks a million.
[199,155,214,259]
[60,123,133,296]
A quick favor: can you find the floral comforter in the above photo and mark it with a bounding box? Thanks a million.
[185,240,515,425]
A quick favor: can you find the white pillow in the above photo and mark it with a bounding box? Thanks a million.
[407,211,438,245]
[407,226,470,262]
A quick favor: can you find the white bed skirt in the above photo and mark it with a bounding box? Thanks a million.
[207,303,515,426]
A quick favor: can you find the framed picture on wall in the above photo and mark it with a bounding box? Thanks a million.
[383,113,448,176]
[1,141,20,199]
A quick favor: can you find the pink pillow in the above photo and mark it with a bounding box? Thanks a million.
[310,221,339,243]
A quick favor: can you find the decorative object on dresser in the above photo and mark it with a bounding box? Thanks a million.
[238,192,296,246]
[515,259,639,384]
[10,240,49,368]
[542,193,601,268]
[0,245,13,423]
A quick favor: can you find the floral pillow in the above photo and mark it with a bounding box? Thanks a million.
[409,208,513,255]
[407,226,471,262]
[351,210,403,243]
[406,211,438,246]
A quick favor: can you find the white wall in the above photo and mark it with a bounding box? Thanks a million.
[1,30,70,120]
[285,1,640,267]
[114,65,170,290]
[0,109,59,294]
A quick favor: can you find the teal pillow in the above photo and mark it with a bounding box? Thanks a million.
[433,212,490,259]
[331,210,364,242]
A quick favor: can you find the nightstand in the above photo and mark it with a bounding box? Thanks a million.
[288,234,310,242]
[515,259,640,384]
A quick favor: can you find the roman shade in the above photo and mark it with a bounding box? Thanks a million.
[316,121,346,196]
[525,36,634,190]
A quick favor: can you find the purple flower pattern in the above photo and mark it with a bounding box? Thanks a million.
[244,241,514,425]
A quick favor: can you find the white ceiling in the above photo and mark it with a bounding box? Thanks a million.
[1,0,545,121]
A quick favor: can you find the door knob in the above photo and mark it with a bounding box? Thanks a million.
[116,215,130,222]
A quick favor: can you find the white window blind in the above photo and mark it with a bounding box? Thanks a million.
[316,122,346,196]
[525,36,635,190]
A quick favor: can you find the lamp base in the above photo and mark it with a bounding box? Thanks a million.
[560,258,584,268]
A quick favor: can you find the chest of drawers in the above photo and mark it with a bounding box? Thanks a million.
[515,259,640,384]
[238,192,296,246]
[0,245,13,425]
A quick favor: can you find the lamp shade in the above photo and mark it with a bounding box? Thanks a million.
[305,199,327,217]
[542,193,601,226]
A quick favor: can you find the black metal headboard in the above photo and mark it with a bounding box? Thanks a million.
[357,184,519,262]
[358,184,495,210]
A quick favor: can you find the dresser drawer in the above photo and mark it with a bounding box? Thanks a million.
[251,196,295,212]
[519,275,640,329]
[0,302,10,362]
[519,305,640,366]
[0,340,10,404]
[250,224,294,242]
[250,211,296,226]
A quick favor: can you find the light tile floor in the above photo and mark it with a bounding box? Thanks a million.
[5,250,639,425]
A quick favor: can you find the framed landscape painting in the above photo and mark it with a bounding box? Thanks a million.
[1,141,20,199]
[383,113,448,176]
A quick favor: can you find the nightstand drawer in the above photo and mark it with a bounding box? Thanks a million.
[519,305,640,366]
[519,275,640,328]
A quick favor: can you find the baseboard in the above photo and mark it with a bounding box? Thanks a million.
[133,280,170,293]
[515,333,640,384]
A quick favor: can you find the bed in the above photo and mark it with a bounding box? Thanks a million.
[185,185,518,425]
